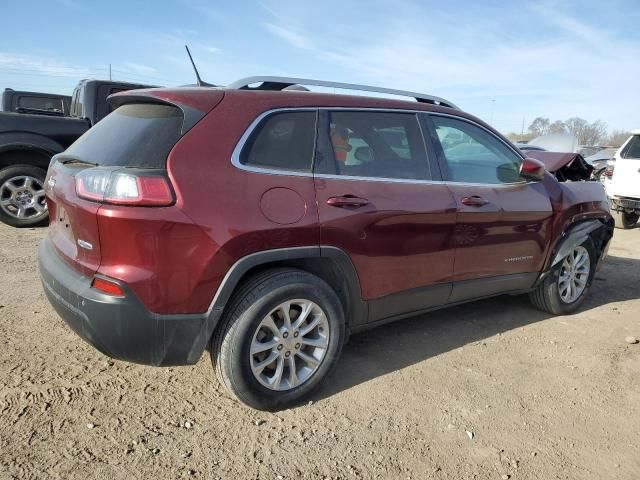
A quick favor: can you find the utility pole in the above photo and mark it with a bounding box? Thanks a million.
[109,64,112,81]
[490,99,495,124]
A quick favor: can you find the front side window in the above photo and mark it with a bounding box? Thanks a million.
[621,135,640,159]
[318,111,431,181]
[432,116,522,184]
[240,111,316,172]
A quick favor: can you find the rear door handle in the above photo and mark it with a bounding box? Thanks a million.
[461,195,489,207]
[326,195,369,208]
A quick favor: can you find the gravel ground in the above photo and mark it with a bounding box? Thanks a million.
[0,223,639,480]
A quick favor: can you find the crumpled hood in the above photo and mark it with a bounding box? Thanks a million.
[527,151,594,181]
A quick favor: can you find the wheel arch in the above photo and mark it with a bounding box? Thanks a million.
[0,146,54,170]
[543,217,614,275]
[203,246,367,350]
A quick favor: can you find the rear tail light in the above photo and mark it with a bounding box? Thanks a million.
[604,165,614,178]
[76,168,173,206]
[91,277,125,297]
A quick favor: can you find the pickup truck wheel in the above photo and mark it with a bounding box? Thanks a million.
[0,165,49,228]
[211,268,345,410]
[612,210,638,229]
[529,238,596,315]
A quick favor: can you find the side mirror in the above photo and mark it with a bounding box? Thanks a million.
[519,157,545,181]
[354,146,374,163]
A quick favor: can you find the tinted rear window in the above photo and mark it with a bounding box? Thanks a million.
[65,103,183,168]
[621,135,640,159]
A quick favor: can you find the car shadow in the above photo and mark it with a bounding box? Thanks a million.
[314,254,640,400]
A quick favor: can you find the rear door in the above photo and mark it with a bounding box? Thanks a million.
[314,109,457,324]
[426,114,553,301]
[611,134,640,198]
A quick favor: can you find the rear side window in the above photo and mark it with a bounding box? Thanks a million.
[621,135,640,159]
[65,103,183,168]
[240,111,317,172]
[317,111,430,180]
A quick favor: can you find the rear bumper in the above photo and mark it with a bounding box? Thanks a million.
[38,237,213,366]
[610,196,640,211]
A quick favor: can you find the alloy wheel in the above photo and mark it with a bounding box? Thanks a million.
[558,245,590,303]
[0,175,47,220]
[250,299,329,391]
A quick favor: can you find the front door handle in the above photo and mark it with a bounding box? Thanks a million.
[326,195,369,208]
[461,195,489,207]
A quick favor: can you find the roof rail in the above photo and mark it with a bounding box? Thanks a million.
[227,76,458,109]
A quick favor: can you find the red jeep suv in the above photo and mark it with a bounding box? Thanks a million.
[39,77,613,410]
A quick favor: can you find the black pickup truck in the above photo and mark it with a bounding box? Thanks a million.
[0,79,152,227]
[2,88,71,116]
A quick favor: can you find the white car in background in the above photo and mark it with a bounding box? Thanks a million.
[605,129,640,229]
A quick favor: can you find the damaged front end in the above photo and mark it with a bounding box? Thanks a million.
[527,151,594,182]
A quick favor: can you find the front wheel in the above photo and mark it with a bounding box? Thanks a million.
[211,268,345,410]
[612,210,638,229]
[529,239,596,315]
[0,165,49,228]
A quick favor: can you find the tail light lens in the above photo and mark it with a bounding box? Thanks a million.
[76,168,173,206]
[604,165,614,178]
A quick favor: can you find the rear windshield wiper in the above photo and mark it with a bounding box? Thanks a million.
[59,158,98,166]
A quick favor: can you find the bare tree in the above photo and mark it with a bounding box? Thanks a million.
[549,120,567,134]
[607,129,632,147]
[565,117,607,146]
[528,117,550,136]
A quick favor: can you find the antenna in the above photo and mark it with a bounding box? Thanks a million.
[185,45,205,87]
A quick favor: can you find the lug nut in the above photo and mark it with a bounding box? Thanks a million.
[293,332,299,338]
[285,351,291,358]
[283,332,289,338]
[277,345,283,350]
[295,343,300,349]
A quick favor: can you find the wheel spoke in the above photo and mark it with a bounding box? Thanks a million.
[262,316,280,336]
[301,336,328,349]
[268,356,285,389]
[251,338,278,355]
[295,350,320,367]
[299,314,323,337]
[280,302,293,330]
[16,207,26,218]
[292,301,313,330]
[287,356,298,387]
[252,350,278,375]
[23,177,32,189]
[0,199,13,206]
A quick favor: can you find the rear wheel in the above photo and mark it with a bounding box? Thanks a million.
[612,210,638,229]
[211,268,345,410]
[0,165,49,228]
[529,239,596,315]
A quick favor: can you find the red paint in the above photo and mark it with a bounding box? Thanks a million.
[44,87,612,316]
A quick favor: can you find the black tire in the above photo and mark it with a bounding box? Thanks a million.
[596,169,606,183]
[529,238,597,315]
[612,210,638,229]
[0,165,49,228]
[211,268,346,410]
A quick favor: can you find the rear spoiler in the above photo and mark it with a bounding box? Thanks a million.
[108,88,224,134]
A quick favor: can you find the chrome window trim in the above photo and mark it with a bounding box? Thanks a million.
[230,107,535,187]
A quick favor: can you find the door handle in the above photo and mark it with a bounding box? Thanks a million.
[461,195,489,207]
[326,195,369,208]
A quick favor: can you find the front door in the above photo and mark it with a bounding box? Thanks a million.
[313,109,457,324]
[427,114,553,302]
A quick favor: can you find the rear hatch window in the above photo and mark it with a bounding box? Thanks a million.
[64,103,183,168]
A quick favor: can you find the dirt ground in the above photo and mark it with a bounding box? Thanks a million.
[0,223,639,480]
